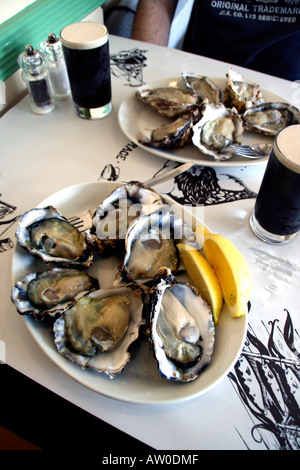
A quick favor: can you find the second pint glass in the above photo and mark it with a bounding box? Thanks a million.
[60,22,112,119]
[250,124,300,244]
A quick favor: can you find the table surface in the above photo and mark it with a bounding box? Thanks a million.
[1,35,299,451]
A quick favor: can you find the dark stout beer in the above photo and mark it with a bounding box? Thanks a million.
[60,22,112,119]
[250,125,300,243]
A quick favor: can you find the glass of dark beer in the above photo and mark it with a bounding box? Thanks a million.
[250,124,300,244]
[60,22,112,119]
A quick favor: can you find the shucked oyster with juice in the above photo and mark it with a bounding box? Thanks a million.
[16,205,93,266]
[11,267,99,319]
[53,284,145,378]
[147,268,215,382]
[85,181,166,254]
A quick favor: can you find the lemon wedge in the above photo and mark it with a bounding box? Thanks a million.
[202,233,252,318]
[177,242,223,325]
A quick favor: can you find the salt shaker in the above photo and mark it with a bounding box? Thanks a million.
[40,33,70,100]
[18,45,55,114]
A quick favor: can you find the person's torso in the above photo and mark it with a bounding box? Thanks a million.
[183,0,300,80]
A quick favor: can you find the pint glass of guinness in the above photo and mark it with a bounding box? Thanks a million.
[60,22,112,119]
[250,125,300,244]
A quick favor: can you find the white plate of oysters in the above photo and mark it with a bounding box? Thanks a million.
[118,69,300,167]
[11,181,247,404]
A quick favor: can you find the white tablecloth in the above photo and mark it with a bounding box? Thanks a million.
[1,35,299,451]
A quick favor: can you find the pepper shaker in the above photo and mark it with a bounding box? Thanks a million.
[40,33,70,100]
[18,45,55,114]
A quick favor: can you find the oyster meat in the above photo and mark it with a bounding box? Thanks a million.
[182,72,221,104]
[11,267,99,319]
[242,102,300,136]
[16,206,93,267]
[136,86,198,118]
[138,110,199,149]
[118,207,197,284]
[85,182,166,255]
[223,68,264,113]
[192,102,244,160]
[53,284,145,378]
[148,269,215,382]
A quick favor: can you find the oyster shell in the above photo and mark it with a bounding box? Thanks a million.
[138,110,200,149]
[118,207,197,284]
[242,102,300,136]
[85,182,166,255]
[11,267,99,319]
[223,68,264,113]
[16,206,93,267]
[148,269,215,382]
[136,86,198,118]
[192,102,244,160]
[53,284,145,378]
[182,72,221,104]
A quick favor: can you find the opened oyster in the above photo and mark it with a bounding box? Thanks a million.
[138,110,199,149]
[148,269,215,382]
[85,182,166,255]
[11,267,99,319]
[53,284,145,378]
[224,68,263,113]
[242,102,300,136]
[16,206,93,267]
[136,85,198,118]
[118,207,197,284]
[192,102,244,160]
[182,72,221,104]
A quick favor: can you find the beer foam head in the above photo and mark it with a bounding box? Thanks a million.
[275,124,300,174]
[60,22,108,50]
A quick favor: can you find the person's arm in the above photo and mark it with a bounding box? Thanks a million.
[131,0,178,46]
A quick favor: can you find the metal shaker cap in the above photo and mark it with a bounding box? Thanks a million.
[40,33,65,64]
[17,45,45,75]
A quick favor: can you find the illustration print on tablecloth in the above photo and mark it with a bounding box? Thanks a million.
[110,48,147,87]
[97,159,257,205]
[98,142,139,181]
[152,161,257,206]
[98,163,120,181]
[0,196,20,254]
[228,310,300,450]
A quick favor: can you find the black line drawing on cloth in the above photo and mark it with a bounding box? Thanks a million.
[115,141,138,163]
[97,142,138,181]
[0,198,16,219]
[0,196,20,253]
[0,236,14,253]
[97,163,120,181]
[228,310,300,450]
[152,161,257,206]
[96,158,256,206]
[110,48,148,87]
